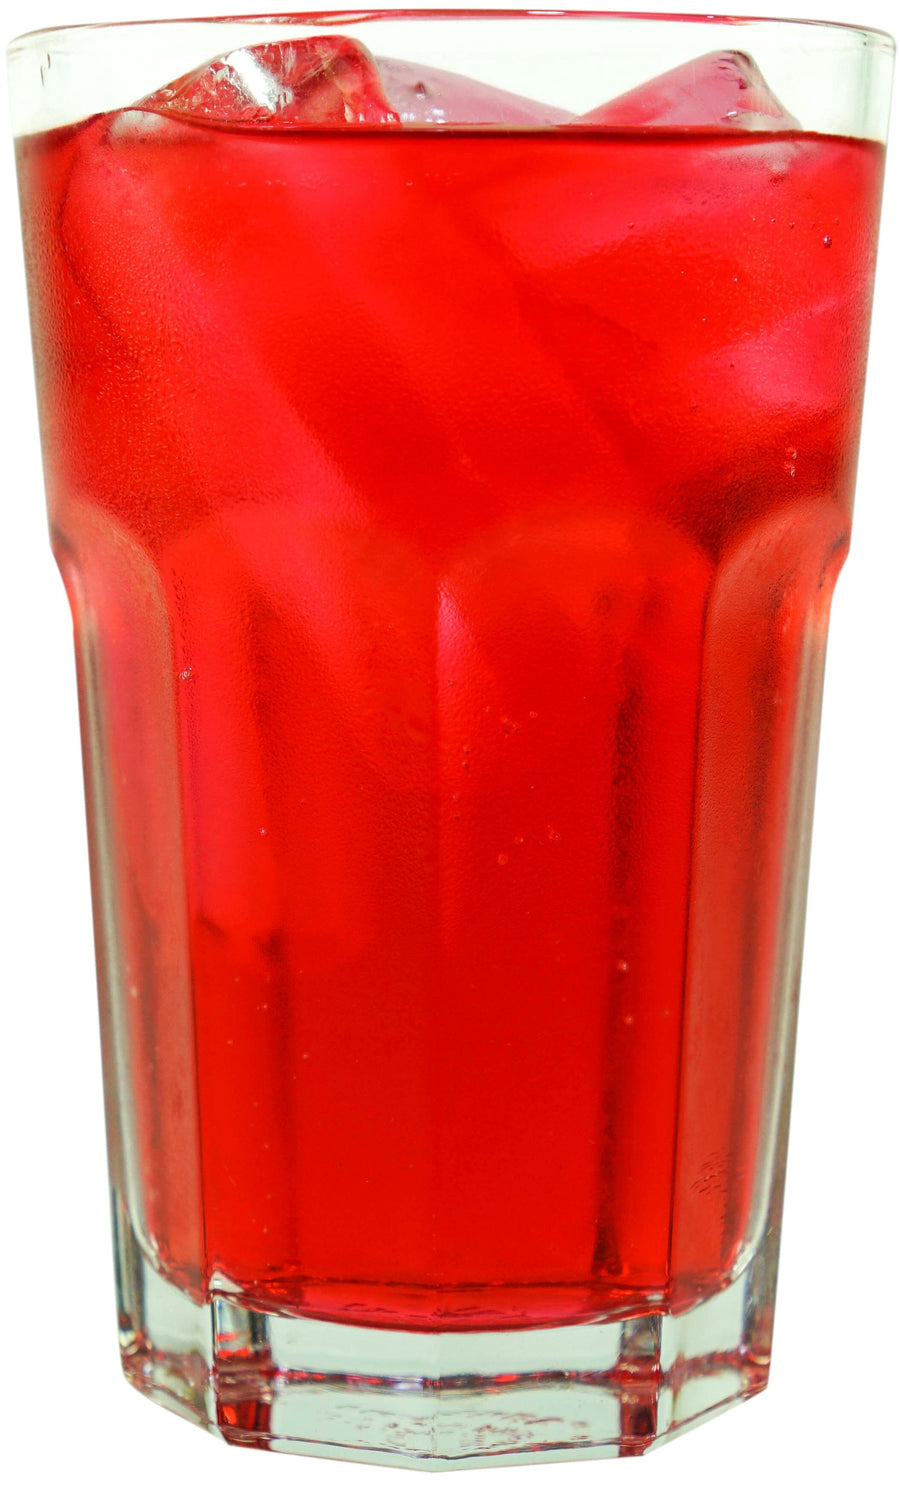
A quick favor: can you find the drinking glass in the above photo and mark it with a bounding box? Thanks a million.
[8,9,894,1467]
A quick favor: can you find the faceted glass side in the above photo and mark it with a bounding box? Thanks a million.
[114,1193,775,1466]
[101,538,826,1462]
[98,526,827,1464]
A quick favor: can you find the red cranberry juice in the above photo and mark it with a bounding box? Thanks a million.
[17,113,883,1328]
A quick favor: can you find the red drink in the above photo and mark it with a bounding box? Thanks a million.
[12,6,896,1461]
[17,103,883,1333]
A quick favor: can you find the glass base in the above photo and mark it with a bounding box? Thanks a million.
[114,1207,773,1468]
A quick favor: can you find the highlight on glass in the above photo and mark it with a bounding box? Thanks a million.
[8,9,894,1467]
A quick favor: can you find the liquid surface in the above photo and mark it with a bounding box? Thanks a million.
[18,108,883,1329]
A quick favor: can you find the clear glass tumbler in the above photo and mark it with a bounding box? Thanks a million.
[8,9,894,1467]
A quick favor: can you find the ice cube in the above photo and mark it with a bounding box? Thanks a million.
[578,51,797,130]
[140,36,399,126]
[376,58,573,125]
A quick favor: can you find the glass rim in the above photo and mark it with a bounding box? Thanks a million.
[9,10,896,55]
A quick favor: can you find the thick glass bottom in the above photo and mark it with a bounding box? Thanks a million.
[114,1204,774,1468]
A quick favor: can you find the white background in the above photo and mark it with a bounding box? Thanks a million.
[0,2,897,1484]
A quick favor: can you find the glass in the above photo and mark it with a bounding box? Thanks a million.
[8,8,893,1468]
